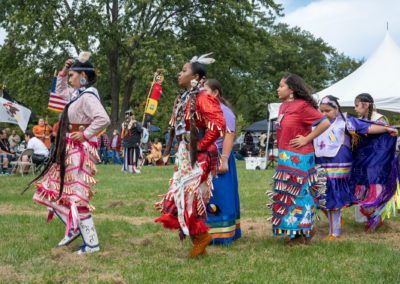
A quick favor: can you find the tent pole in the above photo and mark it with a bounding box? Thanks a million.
[265,119,271,168]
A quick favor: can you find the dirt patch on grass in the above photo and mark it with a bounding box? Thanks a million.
[2,203,400,247]
[95,272,127,284]
[95,213,153,226]
[107,200,125,208]
[241,217,272,238]
[0,204,153,225]
[0,265,27,283]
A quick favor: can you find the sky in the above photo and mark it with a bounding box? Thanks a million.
[1,1,400,60]
[275,0,400,59]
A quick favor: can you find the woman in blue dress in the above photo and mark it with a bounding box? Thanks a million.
[204,79,241,245]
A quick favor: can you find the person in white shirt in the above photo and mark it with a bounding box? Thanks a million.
[23,131,49,166]
[8,130,21,153]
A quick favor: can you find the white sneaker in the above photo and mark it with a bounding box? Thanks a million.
[134,169,141,174]
[57,231,80,247]
[76,244,100,255]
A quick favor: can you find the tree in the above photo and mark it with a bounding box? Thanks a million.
[0,0,360,132]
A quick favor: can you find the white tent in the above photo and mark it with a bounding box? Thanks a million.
[315,32,400,113]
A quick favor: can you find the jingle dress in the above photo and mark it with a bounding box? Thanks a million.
[33,72,110,235]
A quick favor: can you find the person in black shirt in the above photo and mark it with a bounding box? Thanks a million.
[0,128,15,174]
[121,111,143,173]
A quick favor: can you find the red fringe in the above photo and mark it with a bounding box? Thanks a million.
[154,212,209,236]
[185,210,209,235]
[273,193,294,207]
[154,214,181,230]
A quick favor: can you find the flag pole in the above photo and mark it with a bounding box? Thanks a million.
[142,69,162,126]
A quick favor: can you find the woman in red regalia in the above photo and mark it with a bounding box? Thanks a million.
[154,54,226,258]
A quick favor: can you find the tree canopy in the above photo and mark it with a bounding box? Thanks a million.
[0,0,360,132]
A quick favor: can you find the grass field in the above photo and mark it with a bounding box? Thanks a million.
[1,161,400,283]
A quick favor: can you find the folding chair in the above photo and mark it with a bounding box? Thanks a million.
[11,148,35,176]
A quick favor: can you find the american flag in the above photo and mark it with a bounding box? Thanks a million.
[48,72,67,112]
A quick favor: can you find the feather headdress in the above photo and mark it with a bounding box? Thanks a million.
[190,53,215,65]
[70,51,95,71]
[78,51,91,63]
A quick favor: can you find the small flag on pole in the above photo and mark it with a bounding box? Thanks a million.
[48,71,67,112]
[149,82,162,100]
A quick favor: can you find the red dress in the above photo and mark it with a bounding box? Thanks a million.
[155,90,225,236]
[271,99,326,237]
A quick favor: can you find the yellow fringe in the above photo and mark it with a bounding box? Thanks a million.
[349,130,361,150]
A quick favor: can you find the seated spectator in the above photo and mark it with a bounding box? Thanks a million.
[0,128,16,174]
[241,132,255,157]
[33,118,52,149]
[8,129,21,153]
[23,131,49,168]
[146,138,162,165]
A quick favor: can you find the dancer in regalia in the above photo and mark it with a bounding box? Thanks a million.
[352,93,399,231]
[269,73,330,245]
[314,95,396,239]
[154,54,226,257]
[30,52,110,254]
[121,110,143,174]
[204,79,241,245]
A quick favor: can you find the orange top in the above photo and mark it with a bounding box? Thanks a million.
[32,124,52,149]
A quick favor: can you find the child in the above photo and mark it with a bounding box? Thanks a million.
[314,96,397,239]
[352,93,399,231]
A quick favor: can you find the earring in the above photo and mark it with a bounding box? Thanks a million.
[80,76,87,85]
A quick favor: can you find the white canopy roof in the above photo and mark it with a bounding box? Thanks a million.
[268,103,281,120]
[314,32,400,113]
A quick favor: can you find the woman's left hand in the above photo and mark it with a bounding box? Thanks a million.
[218,159,229,174]
[388,127,398,137]
[71,131,85,142]
[289,135,309,148]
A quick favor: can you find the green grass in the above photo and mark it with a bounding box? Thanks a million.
[0,161,400,283]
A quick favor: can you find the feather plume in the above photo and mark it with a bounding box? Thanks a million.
[190,56,198,63]
[78,51,91,63]
[190,53,215,65]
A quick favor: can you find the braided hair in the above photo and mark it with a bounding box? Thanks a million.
[189,62,207,167]
[355,93,374,120]
[24,101,72,198]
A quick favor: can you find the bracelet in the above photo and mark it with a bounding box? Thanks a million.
[221,154,229,159]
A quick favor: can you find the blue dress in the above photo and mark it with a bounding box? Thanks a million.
[206,103,241,245]
[314,116,370,211]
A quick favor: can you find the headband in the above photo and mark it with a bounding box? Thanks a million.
[70,67,95,71]
[320,96,339,109]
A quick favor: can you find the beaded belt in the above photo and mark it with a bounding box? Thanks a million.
[69,124,89,132]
